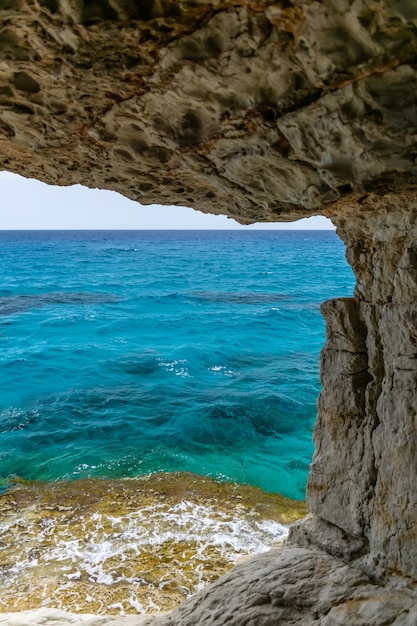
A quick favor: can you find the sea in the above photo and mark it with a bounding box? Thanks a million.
[0,229,355,615]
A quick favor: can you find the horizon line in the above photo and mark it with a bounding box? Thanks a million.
[0,227,336,232]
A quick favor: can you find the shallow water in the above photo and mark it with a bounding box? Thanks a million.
[0,473,306,615]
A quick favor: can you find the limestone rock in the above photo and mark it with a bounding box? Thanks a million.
[312,198,417,581]
[0,1,417,223]
[2,1,417,624]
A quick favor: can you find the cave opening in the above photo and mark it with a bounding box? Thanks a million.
[0,172,361,615]
[0,172,354,499]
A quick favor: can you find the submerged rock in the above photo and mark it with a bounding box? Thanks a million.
[0,475,305,615]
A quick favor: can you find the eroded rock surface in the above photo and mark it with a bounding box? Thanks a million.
[157,546,417,626]
[308,194,417,581]
[0,0,417,223]
[4,546,417,625]
[2,1,417,624]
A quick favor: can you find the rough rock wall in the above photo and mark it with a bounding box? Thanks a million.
[291,192,417,580]
[1,0,417,224]
[2,0,417,592]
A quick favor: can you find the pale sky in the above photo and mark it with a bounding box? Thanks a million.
[0,171,335,230]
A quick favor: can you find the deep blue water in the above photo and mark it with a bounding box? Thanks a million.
[0,230,355,499]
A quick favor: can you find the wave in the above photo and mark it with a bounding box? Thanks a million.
[0,474,306,615]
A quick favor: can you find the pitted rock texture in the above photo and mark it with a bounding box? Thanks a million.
[0,0,417,222]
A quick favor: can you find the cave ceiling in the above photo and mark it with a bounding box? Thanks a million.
[0,0,417,223]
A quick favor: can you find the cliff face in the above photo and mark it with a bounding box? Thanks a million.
[2,0,417,623]
[299,194,417,582]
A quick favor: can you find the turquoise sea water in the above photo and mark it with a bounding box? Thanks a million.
[0,230,355,500]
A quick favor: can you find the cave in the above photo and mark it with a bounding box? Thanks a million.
[1,0,417,623]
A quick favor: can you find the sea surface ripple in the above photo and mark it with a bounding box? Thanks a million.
[0,230,355,499]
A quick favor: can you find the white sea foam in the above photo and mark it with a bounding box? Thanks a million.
[157,358,190,377]
[0,500,287,595]
[0,475,303,615]
[208,365,238,377]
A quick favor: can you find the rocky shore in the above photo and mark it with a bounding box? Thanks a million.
[3,540,417,625]
[0,476,305,617]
